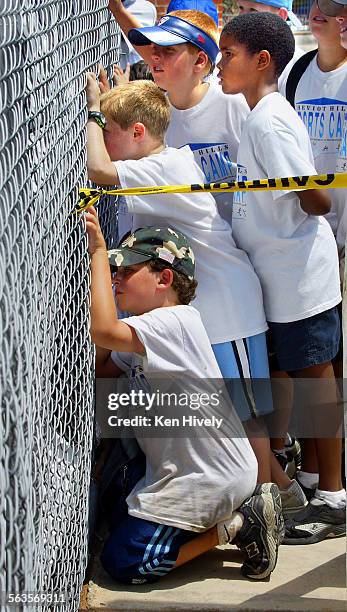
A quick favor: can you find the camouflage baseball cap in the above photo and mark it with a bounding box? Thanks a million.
[108,226,195,280]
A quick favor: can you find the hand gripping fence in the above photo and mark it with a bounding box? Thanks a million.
[0,2,121,610]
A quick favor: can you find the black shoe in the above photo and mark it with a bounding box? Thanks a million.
[285,436,301,470]
[234,483,282,580]
[283,500,346,544]
[273,449,296,479]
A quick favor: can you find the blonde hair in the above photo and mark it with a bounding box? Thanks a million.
[100,80,171,141]
[169,9,219,42]
[169,10,219,73]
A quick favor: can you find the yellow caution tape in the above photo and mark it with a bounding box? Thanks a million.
[76,172,347,213]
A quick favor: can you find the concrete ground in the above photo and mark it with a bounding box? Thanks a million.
[81,537,346,611]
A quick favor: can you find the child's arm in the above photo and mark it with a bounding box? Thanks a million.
[86,73,120,185]
[296,189,331,215]
[86,206,145,354]
[108,0,153,65]
[95,346,125,377]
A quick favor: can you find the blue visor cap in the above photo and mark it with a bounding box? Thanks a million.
[128,15,220,64]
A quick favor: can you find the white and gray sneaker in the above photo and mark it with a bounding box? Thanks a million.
[280,480,308,519]
[233,483,283,580]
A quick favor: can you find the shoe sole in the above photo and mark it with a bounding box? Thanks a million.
[283,523,346,545]
[243,483,281,580]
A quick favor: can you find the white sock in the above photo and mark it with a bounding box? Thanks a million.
[297,470,319,489]
[311,488,346,509]
[217,511,244,545]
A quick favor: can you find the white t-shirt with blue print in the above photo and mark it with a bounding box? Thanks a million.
[233,93,341,323]
[165,83,249,226]
[280,54,347,234]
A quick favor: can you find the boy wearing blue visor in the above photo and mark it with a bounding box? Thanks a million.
[108,2,249,225]
[127,13,220,65]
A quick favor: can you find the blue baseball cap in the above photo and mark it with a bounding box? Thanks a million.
[167,0,219,26]
[250,0,304,28]
[128,14,220,64]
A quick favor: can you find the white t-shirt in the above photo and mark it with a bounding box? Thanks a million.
[335,119,347,253]
[165,84,249,225]
[232,92,341,323]
[115,146,267,343]
[280,54,347,234]
[115,305,257,531]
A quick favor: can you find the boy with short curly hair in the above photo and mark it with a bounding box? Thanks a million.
[218,11,345,544]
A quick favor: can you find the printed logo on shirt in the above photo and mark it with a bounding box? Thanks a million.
[337,118,347,172]
[232,164,247,220]
[296,97,347,167]
[184,142,237,183]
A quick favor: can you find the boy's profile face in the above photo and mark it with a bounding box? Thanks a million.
[149,43,206,90]
[218,34,256,96]
[309,0,342,42]
[112,263,169,315]
[103,116,138,161]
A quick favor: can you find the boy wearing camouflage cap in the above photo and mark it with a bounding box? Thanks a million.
[85,208,282,583]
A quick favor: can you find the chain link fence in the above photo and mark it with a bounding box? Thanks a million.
[0,1,120,610]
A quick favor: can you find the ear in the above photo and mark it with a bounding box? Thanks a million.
[257,49,271,71]
[157,267,174,289]
[278,7,288,20]
[133,122,146,140]
[193,50,209,72]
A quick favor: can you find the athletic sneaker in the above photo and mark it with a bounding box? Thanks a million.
[280,480,308,519]
[283,500,346,544]
[273,449,296,479]
[295,478,316,501]
[234,483,282,580]
[285,436,301,470]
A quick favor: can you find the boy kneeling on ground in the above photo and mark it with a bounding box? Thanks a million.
[85,211,283,583]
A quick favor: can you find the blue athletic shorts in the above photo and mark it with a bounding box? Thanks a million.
[101,456,198,584]
[267,305,341,372]
[212,332,273,422]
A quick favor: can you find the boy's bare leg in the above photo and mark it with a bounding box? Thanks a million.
[243,418,272,482]
[248,437,272,483]
[294,362,343,492]
[270,453,292,490]
[300,439,319,474]
[269,371,293,450]
[174,526,219,568]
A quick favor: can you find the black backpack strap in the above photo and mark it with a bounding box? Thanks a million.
[285,49,318,108]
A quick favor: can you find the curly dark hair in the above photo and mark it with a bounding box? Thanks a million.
[147,260,198,305]
[222,12,295,77]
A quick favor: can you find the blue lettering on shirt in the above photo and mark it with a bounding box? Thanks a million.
[183,143,237,182]
[296,98,347,167]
